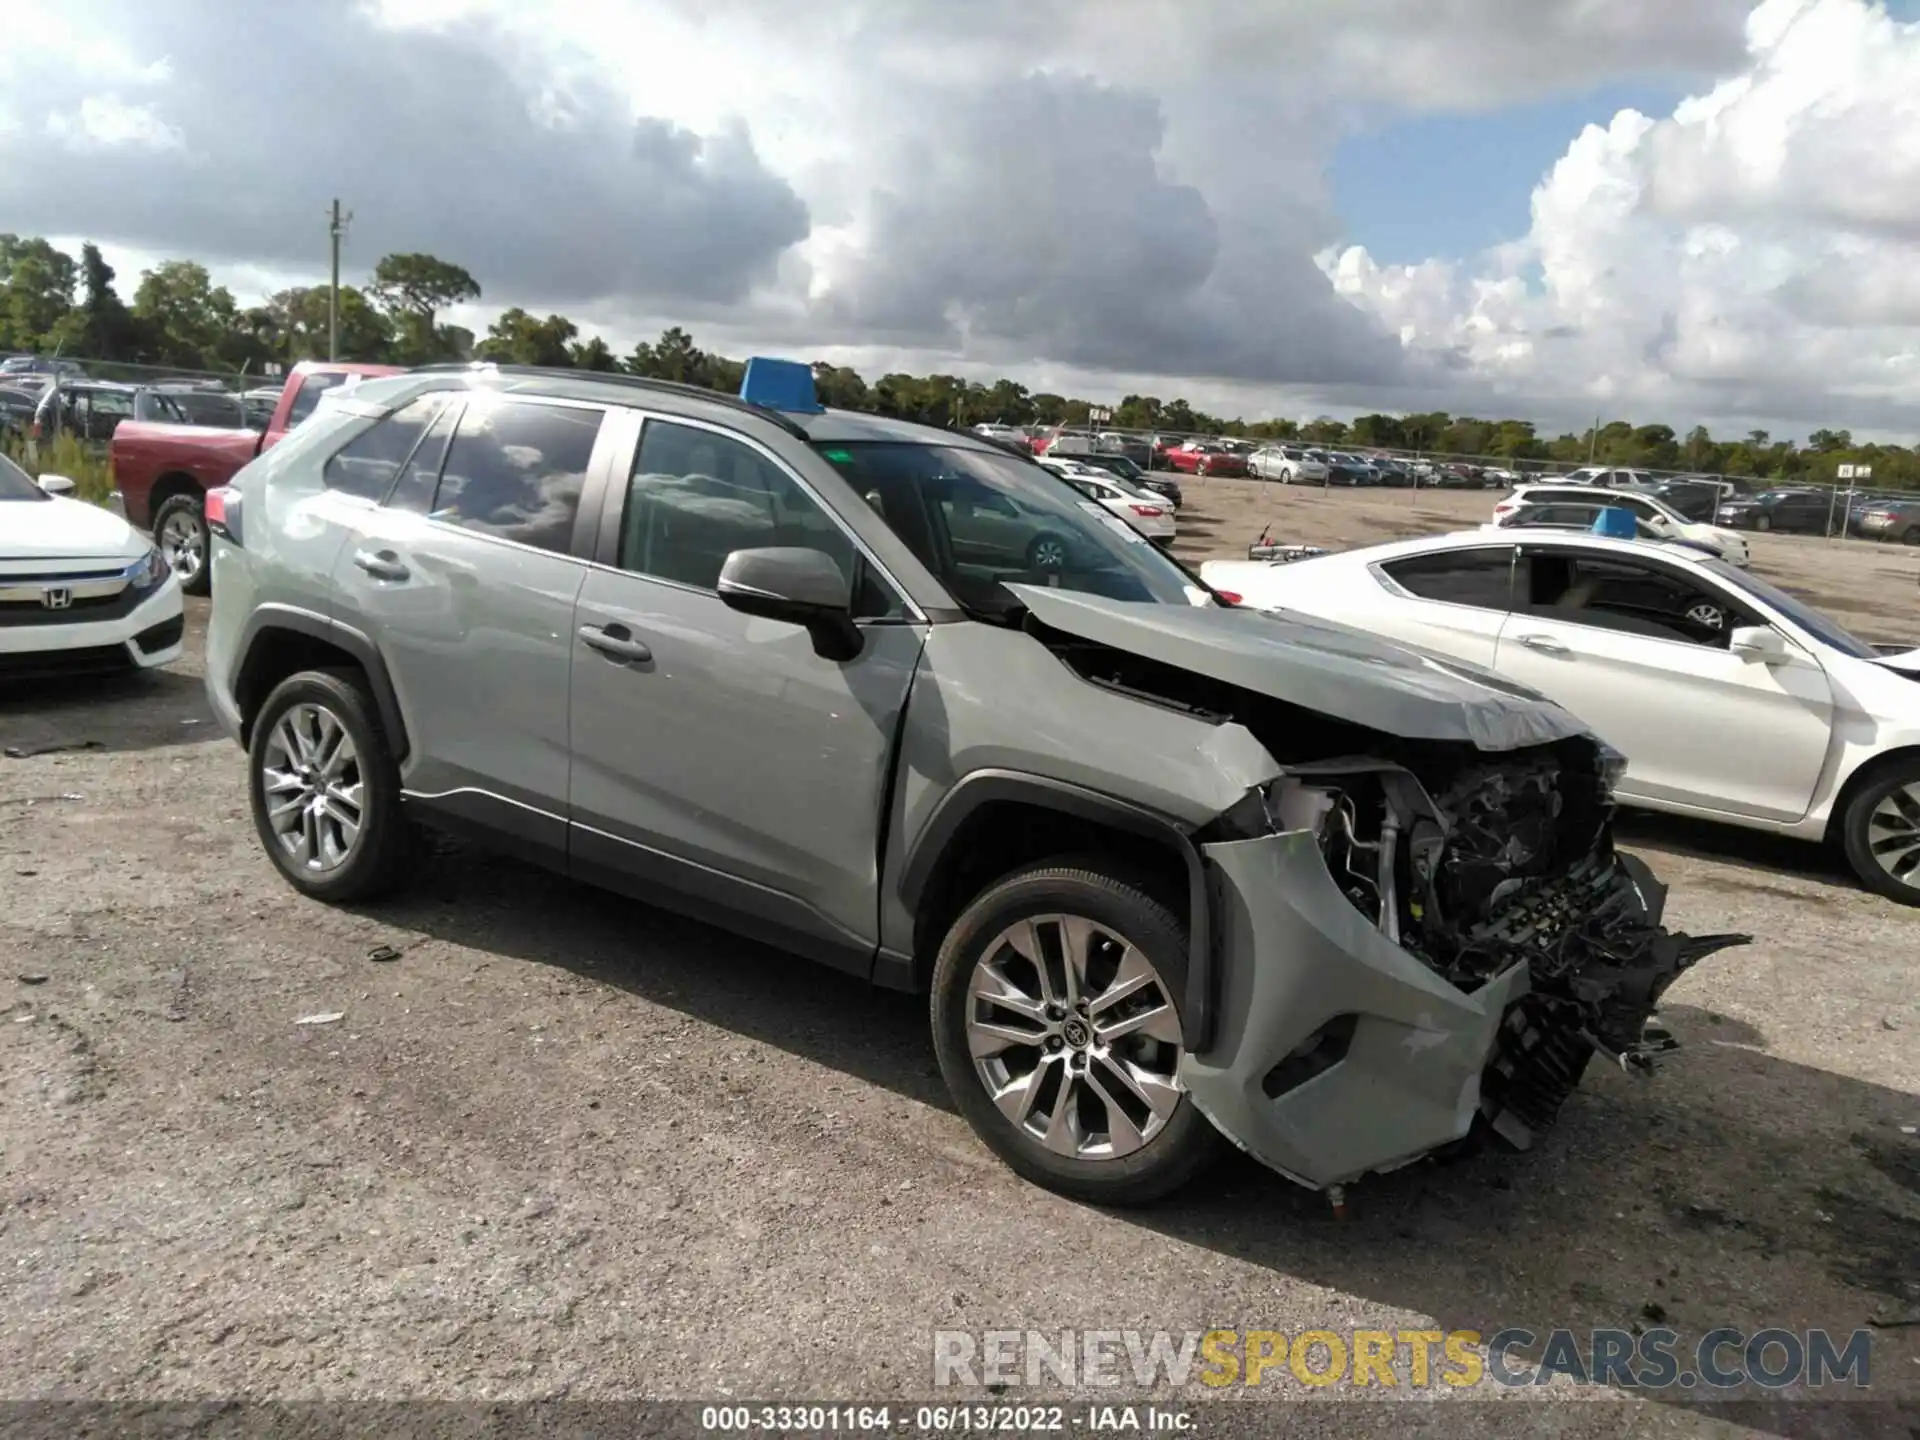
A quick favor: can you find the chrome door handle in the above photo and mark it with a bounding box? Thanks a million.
[352,549,410,581]
[1516,633,1570,654]
[578,624,653,664]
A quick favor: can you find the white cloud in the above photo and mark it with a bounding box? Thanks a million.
[1334,0,1920,435]
[46,95,185,152]
[13,0,1920,437]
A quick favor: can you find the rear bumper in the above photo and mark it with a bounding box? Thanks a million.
[0,577,184,675]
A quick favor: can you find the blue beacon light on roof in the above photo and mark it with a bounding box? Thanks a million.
[1591,507,1637,540]
[738,357,824,414]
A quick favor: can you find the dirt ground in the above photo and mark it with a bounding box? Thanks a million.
[2,492,1918,1429]
[1169,477,1920,646]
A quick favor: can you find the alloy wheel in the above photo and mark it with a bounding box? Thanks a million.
[1030,536,1067,569]
[965,913,1185,1161]
[158,508,205,583]
[260,703,364,873]
[1868,784,1920,887]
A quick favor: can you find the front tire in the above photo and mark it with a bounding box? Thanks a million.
[248,670,411,903]
[930,861,1224,1204]
[1754,514,1772,532]
[153,493,211,596]
[1840,758,1920,906]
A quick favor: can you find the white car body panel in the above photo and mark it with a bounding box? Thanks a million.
[1202,531,1920,843]
[0,485,184,669]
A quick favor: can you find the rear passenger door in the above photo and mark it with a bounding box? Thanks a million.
[567,413,928,973]
[1366,545,1517,667]
[327,392,623,855]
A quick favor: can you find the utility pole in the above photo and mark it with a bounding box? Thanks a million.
[1587,413,1601,465]
[327,199,352,361]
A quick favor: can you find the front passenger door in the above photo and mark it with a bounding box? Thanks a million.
[567,415,928,973]
[1493,547,1834,821]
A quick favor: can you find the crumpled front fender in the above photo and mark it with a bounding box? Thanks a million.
[1180,831,1529,1190]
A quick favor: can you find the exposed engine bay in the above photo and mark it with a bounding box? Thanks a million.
[1260,742,1751,1155]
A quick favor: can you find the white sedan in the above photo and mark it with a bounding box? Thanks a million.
[1494,483,1750,566]
[1038,459,1177,544]
[1,455,183,679]
[1202,529,1920,904]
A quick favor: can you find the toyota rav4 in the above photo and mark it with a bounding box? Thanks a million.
[203,360,1743,1205]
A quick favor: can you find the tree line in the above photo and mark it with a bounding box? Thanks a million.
[2,234,1912,488]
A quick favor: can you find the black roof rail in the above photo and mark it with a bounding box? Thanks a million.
[408,362,811,440]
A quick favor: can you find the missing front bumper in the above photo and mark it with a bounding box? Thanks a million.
[1181,831,1531,1191]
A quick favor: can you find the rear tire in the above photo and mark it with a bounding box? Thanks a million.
[1840,757,1920,907]
[248,669,411,904]
[930,860,1224,1205]
[153,493,211,596]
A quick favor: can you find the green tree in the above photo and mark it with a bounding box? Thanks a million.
[369,253,480,364]
[812,363,871,411]
[0,236,80,352]
[476,308,577,367]
[267,285,394,362]
[1350,413,1406,448]
[568,335,619,372]
[132,260,237,368]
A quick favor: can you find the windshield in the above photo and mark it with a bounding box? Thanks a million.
[813,441,1205,619]
[0,452,49,501]
[1703,559,1877,658]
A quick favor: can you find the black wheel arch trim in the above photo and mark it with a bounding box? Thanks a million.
[897,769,1216,1052]
[232,603,409,763]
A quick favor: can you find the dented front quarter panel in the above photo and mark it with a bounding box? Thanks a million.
[1183,831,1530,1189]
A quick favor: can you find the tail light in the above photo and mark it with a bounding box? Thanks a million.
[205,485,241,545]
[1130,504,1164,517]
[1215,590,1242,606]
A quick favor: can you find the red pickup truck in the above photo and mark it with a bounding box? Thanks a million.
[111,361,403,594]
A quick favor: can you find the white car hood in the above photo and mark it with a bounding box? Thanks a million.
[0,495,144,565]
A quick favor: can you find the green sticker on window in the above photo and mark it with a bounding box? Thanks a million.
[821,448,853,464]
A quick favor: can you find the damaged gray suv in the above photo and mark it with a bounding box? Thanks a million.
[204,360,1745,1205]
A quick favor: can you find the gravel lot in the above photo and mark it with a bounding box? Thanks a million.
[2,485,1917,1430]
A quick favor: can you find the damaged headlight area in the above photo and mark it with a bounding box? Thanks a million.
[1185,738,1750,1192]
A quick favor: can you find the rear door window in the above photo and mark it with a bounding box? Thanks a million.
[1378,547,1515,609]
[430,397,603,554]
[322,396,445,501]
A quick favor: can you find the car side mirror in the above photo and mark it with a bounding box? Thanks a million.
[718,546,863,661]
[1729,625,1789,664]
[37,474,75,496]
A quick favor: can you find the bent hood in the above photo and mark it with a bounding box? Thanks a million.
[0,495,142,564]
[1008,583,1591,752]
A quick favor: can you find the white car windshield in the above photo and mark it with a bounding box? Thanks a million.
[0,452,49,502]
[1703,559,1877,658]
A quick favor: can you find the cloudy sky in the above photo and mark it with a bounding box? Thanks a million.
[4,0,1919,439]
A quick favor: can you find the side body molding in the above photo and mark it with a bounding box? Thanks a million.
[891,769,1218,1050]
